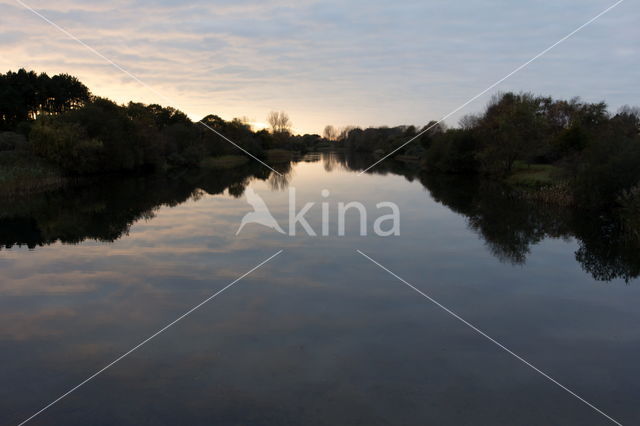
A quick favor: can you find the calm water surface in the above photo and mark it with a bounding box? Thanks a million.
[1,153,639,425]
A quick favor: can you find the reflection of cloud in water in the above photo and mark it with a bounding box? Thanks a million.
[2,153,640,424]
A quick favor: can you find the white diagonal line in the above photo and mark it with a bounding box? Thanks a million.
[196,120,282,176]
[358,0,624,175]
[13,0,282,176]
[356,249,623,426]
[17,249,284,426]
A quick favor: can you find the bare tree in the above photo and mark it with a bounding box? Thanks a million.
[267,111,292,134]
[323,125,337,141]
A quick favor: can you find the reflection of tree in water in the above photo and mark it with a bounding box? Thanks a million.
[415,173,640,283]
[422,175,544,264]
[190,163,270,197]
[3,152,639,283]
[335,154,640,283]
[322,150,421,182]
[0,177,196,248]
[467,182,572,265]
[268,162,294,191]
[227,181,249,198]
[322,151,341,172]
[0,163,270,249]
[573,216,640,283]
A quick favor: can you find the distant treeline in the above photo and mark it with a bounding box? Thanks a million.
[2,69,640,212]
[331,93,640,210]
[0,69,326,176]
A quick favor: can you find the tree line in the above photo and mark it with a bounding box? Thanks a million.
[329,92,640,210]
[0,69,330,176]
[3,69,640,213]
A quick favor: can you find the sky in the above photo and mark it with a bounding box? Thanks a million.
[0,0,638,134]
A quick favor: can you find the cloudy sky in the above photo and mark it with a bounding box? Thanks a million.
[0,0,637,134]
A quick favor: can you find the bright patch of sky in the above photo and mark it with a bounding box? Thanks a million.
[1,0,636,134]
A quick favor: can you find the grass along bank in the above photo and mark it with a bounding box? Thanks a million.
[506,162,560,189]
[0,150,67,196]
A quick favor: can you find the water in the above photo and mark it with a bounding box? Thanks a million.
[1,153,639,425]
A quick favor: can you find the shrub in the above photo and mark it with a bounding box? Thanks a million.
[29,116,104,174]
[424,129,479,173]
[571,135,640,209]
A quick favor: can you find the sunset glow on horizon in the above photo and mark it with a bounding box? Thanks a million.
[1,0,637,134]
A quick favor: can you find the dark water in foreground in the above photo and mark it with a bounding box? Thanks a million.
[1,153,639,425]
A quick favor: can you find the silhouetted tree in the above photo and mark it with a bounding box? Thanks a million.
[323,125,337,141]
[267,111,292,134]
[0,69,89,129]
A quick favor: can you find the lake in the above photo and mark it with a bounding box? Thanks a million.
[1,152,639,425]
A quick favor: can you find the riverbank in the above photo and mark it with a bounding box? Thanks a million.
[0,148,301,197]
[2,151,638,284]
[503,162,574,206]
[0,150,68,196]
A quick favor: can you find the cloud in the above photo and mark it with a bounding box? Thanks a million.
[0,0,637,133]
